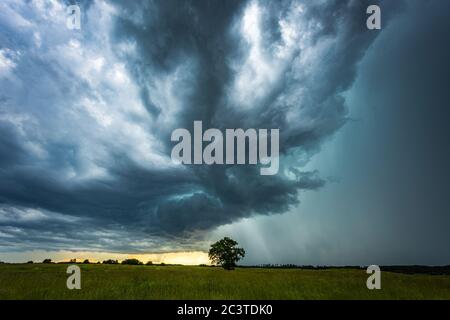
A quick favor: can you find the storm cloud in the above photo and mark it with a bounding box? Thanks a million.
[0,0,401,253]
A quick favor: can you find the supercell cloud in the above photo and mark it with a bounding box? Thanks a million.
[0,0,399,253]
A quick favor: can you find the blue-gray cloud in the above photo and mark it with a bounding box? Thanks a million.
[0,0,402,253]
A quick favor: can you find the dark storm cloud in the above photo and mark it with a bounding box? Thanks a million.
[108,0,399,233]
[0,0,401,252]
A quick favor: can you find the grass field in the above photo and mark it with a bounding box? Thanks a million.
[0,264,449,300]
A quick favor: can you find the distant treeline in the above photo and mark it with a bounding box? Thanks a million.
[2,260,449,275]
[240,264,450,275]
[12,258,182,266]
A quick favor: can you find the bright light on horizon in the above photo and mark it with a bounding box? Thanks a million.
[0,250,210,265]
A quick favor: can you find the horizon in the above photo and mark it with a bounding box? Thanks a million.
[1,0,450,267]
[0,250,210,265]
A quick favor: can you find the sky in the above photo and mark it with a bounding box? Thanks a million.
[0,0,449,265]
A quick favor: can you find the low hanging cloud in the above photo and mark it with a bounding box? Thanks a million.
[0,0,401,252]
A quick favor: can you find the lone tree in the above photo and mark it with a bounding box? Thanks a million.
[208,237,245,270]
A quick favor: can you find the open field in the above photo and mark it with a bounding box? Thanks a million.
[0,264,449,300]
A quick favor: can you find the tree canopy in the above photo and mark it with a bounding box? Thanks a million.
[208,237,245,270]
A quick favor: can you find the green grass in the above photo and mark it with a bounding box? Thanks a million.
[0,264,449,299]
